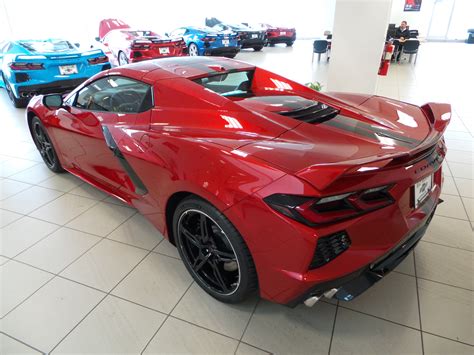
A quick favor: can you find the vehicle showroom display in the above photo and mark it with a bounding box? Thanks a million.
[26,56,449,306]
[169,26,240,58]
[205,18,266,51]
[97,19,188,66]
[0,39,111,108]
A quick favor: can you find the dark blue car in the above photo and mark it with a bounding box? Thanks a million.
[169,26,240,58]
[0,39,111,107]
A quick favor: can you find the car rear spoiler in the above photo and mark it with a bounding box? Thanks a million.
[296,102,451,191]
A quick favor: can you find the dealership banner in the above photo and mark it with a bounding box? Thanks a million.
[404,0,422,11]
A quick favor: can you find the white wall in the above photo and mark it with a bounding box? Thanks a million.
[0,0,336,43]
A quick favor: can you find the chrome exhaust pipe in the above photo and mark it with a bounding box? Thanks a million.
[304,295,321,307]
[304,288,339,307]
[323,288,339,299]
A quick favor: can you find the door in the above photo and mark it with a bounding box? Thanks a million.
[427,0,455,40]
[52,75,153,193]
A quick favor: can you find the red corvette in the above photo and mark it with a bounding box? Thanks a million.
[97,19,187,66]
[252,23,296,46]
[26,57,450,306]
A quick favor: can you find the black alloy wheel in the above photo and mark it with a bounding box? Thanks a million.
[31,117,64,173]
[174,197,257,303]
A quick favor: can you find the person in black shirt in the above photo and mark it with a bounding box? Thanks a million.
[393,21,410,62]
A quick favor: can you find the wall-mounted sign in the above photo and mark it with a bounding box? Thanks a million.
[404,0,422,11]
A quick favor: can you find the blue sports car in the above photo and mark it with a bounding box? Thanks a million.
[169,26,239,58]
[0,39,111,107]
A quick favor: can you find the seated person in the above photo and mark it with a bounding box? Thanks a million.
[393,21,410,62]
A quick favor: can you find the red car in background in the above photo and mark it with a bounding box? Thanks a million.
[97,19,187,66]
[26,57,449,307]
[249,23,296,46]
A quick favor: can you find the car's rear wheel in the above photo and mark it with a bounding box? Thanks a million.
[286,41,294,47]
[2,74,28,108]
[173,197,258,303]
[30,117,64,173]
[225,53,237,59]
[188,43,199,56]
[118,51,129,66]
[254,46,263,51]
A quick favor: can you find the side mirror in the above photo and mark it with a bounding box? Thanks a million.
[74,42,81,48]
[95,36,100,42]
[43,94,64,109]
[165,32,169,37]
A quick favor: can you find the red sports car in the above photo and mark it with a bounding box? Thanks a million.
[26,57,450,306]
[97,19,187,66]
[252,23,296,46]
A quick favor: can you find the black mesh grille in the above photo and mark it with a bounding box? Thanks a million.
[309,231,351,269]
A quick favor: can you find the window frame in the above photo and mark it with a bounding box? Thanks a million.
[72,75,154,114]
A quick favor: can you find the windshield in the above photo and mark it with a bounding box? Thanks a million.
[19,40,75,53]
[193,70,254,97]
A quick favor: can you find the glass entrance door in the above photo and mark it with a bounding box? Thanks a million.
[427,0,455,40]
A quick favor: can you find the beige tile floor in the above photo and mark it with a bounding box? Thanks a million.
[0,41,473,354]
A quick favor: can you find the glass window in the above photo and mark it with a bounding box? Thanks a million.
[193,70,254,97]
[170,28,186,37]
[75,76,153,113]
[19,40,76,53]
[0,41,10,53]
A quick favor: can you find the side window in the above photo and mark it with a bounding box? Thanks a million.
[75,76,153,113]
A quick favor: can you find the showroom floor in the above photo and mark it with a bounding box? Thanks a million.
[0,41,473,354]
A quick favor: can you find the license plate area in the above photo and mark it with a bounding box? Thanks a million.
[222,39,229,46]
[413,174,433,208]
[159,47,170,54]
[59,64,78,75]
[280,31,287,36]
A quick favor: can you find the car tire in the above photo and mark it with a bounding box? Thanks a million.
[118,51,129,66]
[2,74,28,108]
[286,41,294,47]
[253,46,263,51]
[173,196,258,303]
[188,43,199,56]
[30,117,65,173]
[225,53,237,59]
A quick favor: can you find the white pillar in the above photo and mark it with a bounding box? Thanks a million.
[327,0,392,94]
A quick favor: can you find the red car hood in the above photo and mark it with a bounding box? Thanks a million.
[230,94,450,190]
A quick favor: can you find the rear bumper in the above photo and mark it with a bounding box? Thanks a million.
[267,35,296,44]
[203,46,240,57]
[240,39,265,48]
[285,208,435,306]
[17,78,88,97]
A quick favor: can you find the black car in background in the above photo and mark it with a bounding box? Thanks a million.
[205,18,266,51]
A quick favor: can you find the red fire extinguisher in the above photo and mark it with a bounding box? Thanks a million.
[378,42,394,76]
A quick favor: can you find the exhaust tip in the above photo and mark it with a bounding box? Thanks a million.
[304,295,321,307]
[323,288,339,299]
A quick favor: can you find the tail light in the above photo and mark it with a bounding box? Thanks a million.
[264,185,394,226]
[87,55,109,64]
[200,36,216,42]
[9,62,44,70]
[131,40,151,50]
